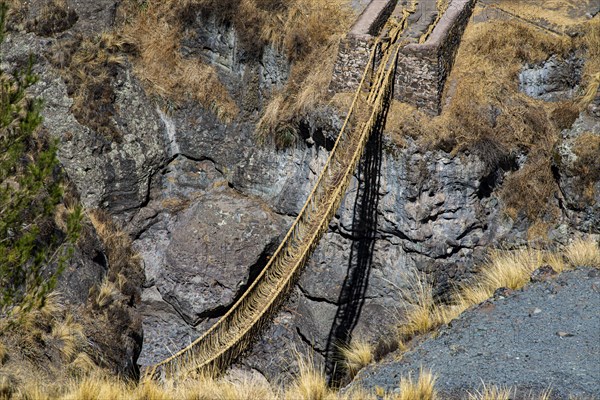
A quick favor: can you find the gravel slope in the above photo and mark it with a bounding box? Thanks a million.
[347,268,600,399]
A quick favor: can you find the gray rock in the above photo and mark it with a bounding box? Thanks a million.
[553,101,600,234]
[346,269,600,399]
[159,189,287,325]
[519,54,584,102]
[241,289,326,383]
[0,32,167,217]
[22,0,118,36]
[137,286,216,367]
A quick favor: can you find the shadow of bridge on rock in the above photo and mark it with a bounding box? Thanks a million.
[324,98,389,386]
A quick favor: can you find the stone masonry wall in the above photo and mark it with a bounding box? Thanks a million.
[331,0,476,115]
[330,36,373,94]
[329,0,397,94]
[393,0,477,114]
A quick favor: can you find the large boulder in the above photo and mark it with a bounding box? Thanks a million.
[160,189,287,325]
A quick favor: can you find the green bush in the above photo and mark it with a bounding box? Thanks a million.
[0,2,81,317]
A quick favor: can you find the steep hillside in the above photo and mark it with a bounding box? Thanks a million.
[0,0,598,398]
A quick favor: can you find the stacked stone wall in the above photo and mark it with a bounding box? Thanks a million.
[330,36,374,94]
[331,0,476,115]
[330,0,397,94]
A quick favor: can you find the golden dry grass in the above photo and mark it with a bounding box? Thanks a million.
[396,269,451,342]
[284,357,331,400]
[384,9,596,223]
[0,341,6,366]
[467,385,553,400]
[340,340,374,378]
[578,17,600,108]
[119,1,239,122]
[394,369,438,400]
[396,238,600,348]
[565,237,600,268]
[50,314,85,361]
[250,0,354,146]
[88,209,143,295]
[116,0,353,138]
[467,384,514,400]
[571,132,600,200]
[93,277,120,309]
[54,32,129,140]
[4,372,279,400]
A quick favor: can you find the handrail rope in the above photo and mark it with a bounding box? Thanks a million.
[145,0,417,379]
[144,36,385,381]
[419,0,449,44]
[176,44,400,379]
[146,0,413,380]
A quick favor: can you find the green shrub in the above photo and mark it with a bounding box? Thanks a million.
[0,2,81,317]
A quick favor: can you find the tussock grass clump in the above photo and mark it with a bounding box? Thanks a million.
[578,16,600,108]
[571,132,600,200]
[119,0,239,122]
[93,277,121,309]
[0,341,6,365]
[468,384,514,400]
[565,237,600,268]
[395,369,438,400]
[0,292,99,396]
[396,239,600,348]
[54,32,129,140]
[396,269,453,343]
[88,209,143,301]
[50,313,85,361]
[28,0,77,36]
[467,384,553,400]
[340,340,374,378]
[284,357,331,400]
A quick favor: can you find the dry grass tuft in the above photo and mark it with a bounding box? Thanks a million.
[571,132,600,200]
[119,1,239,122]
[62,375,126,400]
[340,340,374,378]
[284,357,331,400]
[468,384,514,400]
[0,341,6,365]
[50,313,85,361]
[53,32,130,140]
[500,156,558,221]
[397,270,450,343]
[385,15,588,223]
[93,278,121,309]
[577,16,599,109]
[185,375,277,400]
[395,369,438,400]
[88,209,143,303]
[467,249,544,293]
[564,237,600,268]
[249,0,353,146]
[396,240,600,349]
[69,352,99,376]
[26,0,77,36]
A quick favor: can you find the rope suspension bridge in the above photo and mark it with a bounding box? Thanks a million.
[144,6,418,382]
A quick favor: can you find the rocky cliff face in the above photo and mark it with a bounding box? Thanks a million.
[5,0,598,384]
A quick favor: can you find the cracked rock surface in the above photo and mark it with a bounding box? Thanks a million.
[6,0,599,384]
